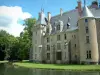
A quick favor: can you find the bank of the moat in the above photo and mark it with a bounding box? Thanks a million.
[13,61,100,71]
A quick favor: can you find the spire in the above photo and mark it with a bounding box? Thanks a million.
[82,0,93,18]
[84,0,86,6]
[82,6,94,18]
[36,8,46,25]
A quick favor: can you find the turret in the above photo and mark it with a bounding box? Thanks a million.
[78,5,99,64]
[32,9,47,62]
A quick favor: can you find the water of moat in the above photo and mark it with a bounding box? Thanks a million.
[0,63,100,75]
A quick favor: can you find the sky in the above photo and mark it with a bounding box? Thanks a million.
[0,0,96,36]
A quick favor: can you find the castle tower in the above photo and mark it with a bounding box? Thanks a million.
[78,5,99,64]
[32,9,46,62]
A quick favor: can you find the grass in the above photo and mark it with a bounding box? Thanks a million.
[0,60,8,63]
[13,61,100,71]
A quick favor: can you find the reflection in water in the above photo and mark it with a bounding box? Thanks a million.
[0,63,100,75]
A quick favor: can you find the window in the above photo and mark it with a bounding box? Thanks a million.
[47,53,50,60]
[57,35,60,41]
[35,47,37,52]
[53,45,55,50]
[56,52,62,60]
[85,19,88,23]
[86,50,91,59]
[64,34,67,40]
[74,35,76,39]
[47,45,50,51]
[86,51,88,59]
[86,36,89,43]
[57,43,61,50]
[47,37,50,43]
[57,25,60,30]
[89,51,91,59]
[46,28,49,33]
[35,54,37,59]
[75,44,76,48]
[86,27,89,33]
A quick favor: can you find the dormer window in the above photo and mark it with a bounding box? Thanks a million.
[67,23,70,29]
[57,24,60,30]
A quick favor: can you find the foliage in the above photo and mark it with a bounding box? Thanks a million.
[0,18,36,61]
[24,18,36,39]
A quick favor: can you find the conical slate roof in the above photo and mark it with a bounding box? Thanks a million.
[36,11,46,25]
[82,6,94,18]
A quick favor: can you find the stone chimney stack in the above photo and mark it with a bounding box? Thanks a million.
[77,0,82,16]
[60,8,63,16]
[48,12,51,23]
[91,0,98,8]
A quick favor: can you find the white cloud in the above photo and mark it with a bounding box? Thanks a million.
[0,6,32,36]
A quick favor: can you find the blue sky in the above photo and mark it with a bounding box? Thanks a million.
[0,0,96,36]
[0,0,94,18]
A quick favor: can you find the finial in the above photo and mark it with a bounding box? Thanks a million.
[41,4,44,12]
[84,0,86,6]
[41,8,44,12]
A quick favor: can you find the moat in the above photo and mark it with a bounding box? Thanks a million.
[1,63,100,75]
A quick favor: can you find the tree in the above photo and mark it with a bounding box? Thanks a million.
[24,18,36,39]
[0,30,10,60]
[0,18,36,61]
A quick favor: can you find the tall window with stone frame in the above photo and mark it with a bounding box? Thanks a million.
[86,26,89,33]
[47,53,50,60]
[64,34,67,40]
[57,24,60,30]
[57,43,61,50]
[47,37,50,43]
[86,36,90,43]
[57,35,60,41]
[86,50,91,59]
[89,51,91,59]
[35,54,37,59]
[47,45,50,51]
[46,28,49,33]
[56,52,62,60]
[53,45,55,50]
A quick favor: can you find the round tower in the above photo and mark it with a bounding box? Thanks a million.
[78,6,99,64]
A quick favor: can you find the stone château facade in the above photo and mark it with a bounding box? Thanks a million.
[30,0,100,64]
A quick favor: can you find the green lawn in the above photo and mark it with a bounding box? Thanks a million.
[0,60,8,63]
[13,61,100,71]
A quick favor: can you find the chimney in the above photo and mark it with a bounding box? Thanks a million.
[77,0,82,16]
[91,1,98,8]
[48,12,51,23]
[60,8,63,16]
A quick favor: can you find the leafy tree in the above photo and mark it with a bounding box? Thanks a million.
[0,18,36,61]
[24,18,36,39]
